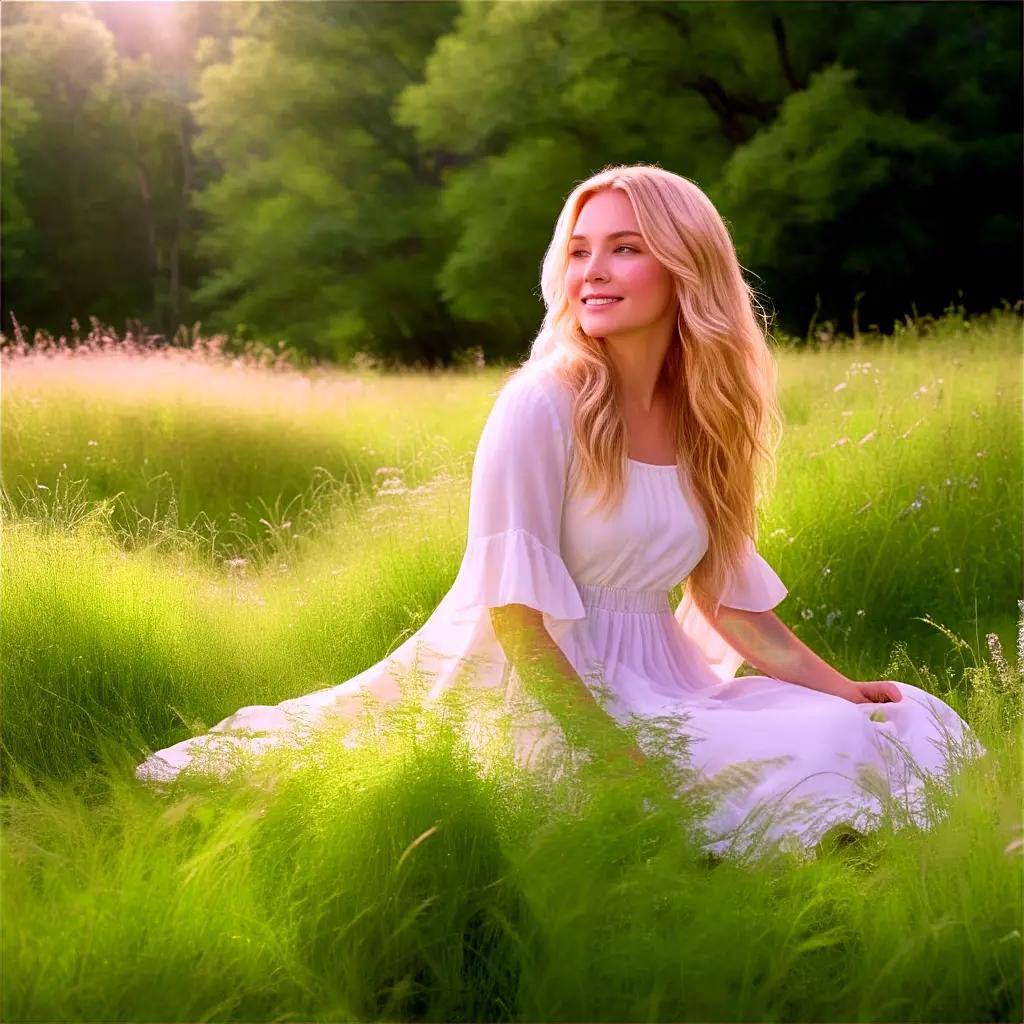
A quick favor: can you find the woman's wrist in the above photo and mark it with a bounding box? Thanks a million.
[831,676,866,703]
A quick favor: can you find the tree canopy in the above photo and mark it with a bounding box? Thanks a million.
[2,0,1020,364]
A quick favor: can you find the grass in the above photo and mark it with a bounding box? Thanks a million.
[1,307,1021,1021]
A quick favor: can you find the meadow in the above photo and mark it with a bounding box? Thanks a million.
[1,309,1021,1022]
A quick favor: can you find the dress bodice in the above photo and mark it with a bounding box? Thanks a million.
[560,458,710,595]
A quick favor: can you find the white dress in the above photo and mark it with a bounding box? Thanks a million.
[136,362,986,858]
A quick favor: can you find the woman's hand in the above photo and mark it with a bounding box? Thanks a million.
[843,680,904,704]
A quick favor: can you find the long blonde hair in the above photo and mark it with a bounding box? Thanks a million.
[518,163,784,621]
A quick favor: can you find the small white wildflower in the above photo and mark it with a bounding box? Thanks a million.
[945,478,953,487]
[833,381,848,392]
[831,436,850,448]
[976,450,988,458]
[856,609,865,617]
[929,526,940,534]
[857,430,876,446]
[87,439,98,446]
[954,567,961,573]
[986,632,1010,681]
[822,567,832,575]
[800,607,814,620]
[36,483,49,491]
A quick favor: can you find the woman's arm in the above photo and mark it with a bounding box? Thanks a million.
[491,604,646,765]
[705,606,868,702]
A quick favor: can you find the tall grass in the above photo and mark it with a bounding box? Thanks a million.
[1,308,1021,1021]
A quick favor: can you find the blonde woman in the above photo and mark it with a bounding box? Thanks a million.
[137,164,985,860]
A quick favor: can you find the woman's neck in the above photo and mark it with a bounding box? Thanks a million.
[603,336,673,414]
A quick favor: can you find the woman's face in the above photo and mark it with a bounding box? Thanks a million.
[566,189,677,344]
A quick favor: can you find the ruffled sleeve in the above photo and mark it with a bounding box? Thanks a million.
[674,535,788,681]
[446,371,586,625]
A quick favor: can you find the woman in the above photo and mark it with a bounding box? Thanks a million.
[137,164,985,860]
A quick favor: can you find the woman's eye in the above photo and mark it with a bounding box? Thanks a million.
[569,245,636,258]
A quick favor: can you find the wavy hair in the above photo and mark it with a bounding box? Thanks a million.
[516,163,784,622]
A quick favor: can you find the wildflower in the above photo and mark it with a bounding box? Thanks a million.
[822,567,832,576]
[944,478,953,487]
[954,567,960,573]
[976,450,988,458]
[833,381,848,392]
[831,437,850,448]
[929,526,940,534]
[986,633,1010,683]
[856,609,865,617]
[897,489,926,518]
[1017,598,1023,671]
[225,557,247,569]
[36,483,49,490]
[87,439,98,446]
[857,430,876,446]
[800,608,814,620]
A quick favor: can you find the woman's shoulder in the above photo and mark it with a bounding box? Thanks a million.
[496,360,573,428]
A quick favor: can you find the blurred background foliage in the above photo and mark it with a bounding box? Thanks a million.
[1,0,1020,365]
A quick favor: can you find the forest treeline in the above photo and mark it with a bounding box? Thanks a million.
[1,1,1020,366]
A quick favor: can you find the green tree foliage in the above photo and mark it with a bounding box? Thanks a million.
[0,1,240,339]
[188,2,462,364]
[0,4,146,332]
[1,1,1019,362]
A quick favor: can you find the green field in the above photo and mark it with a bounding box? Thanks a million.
[2,310,1021,1022]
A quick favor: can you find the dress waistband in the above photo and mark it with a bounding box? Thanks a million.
[578,582,672,614]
